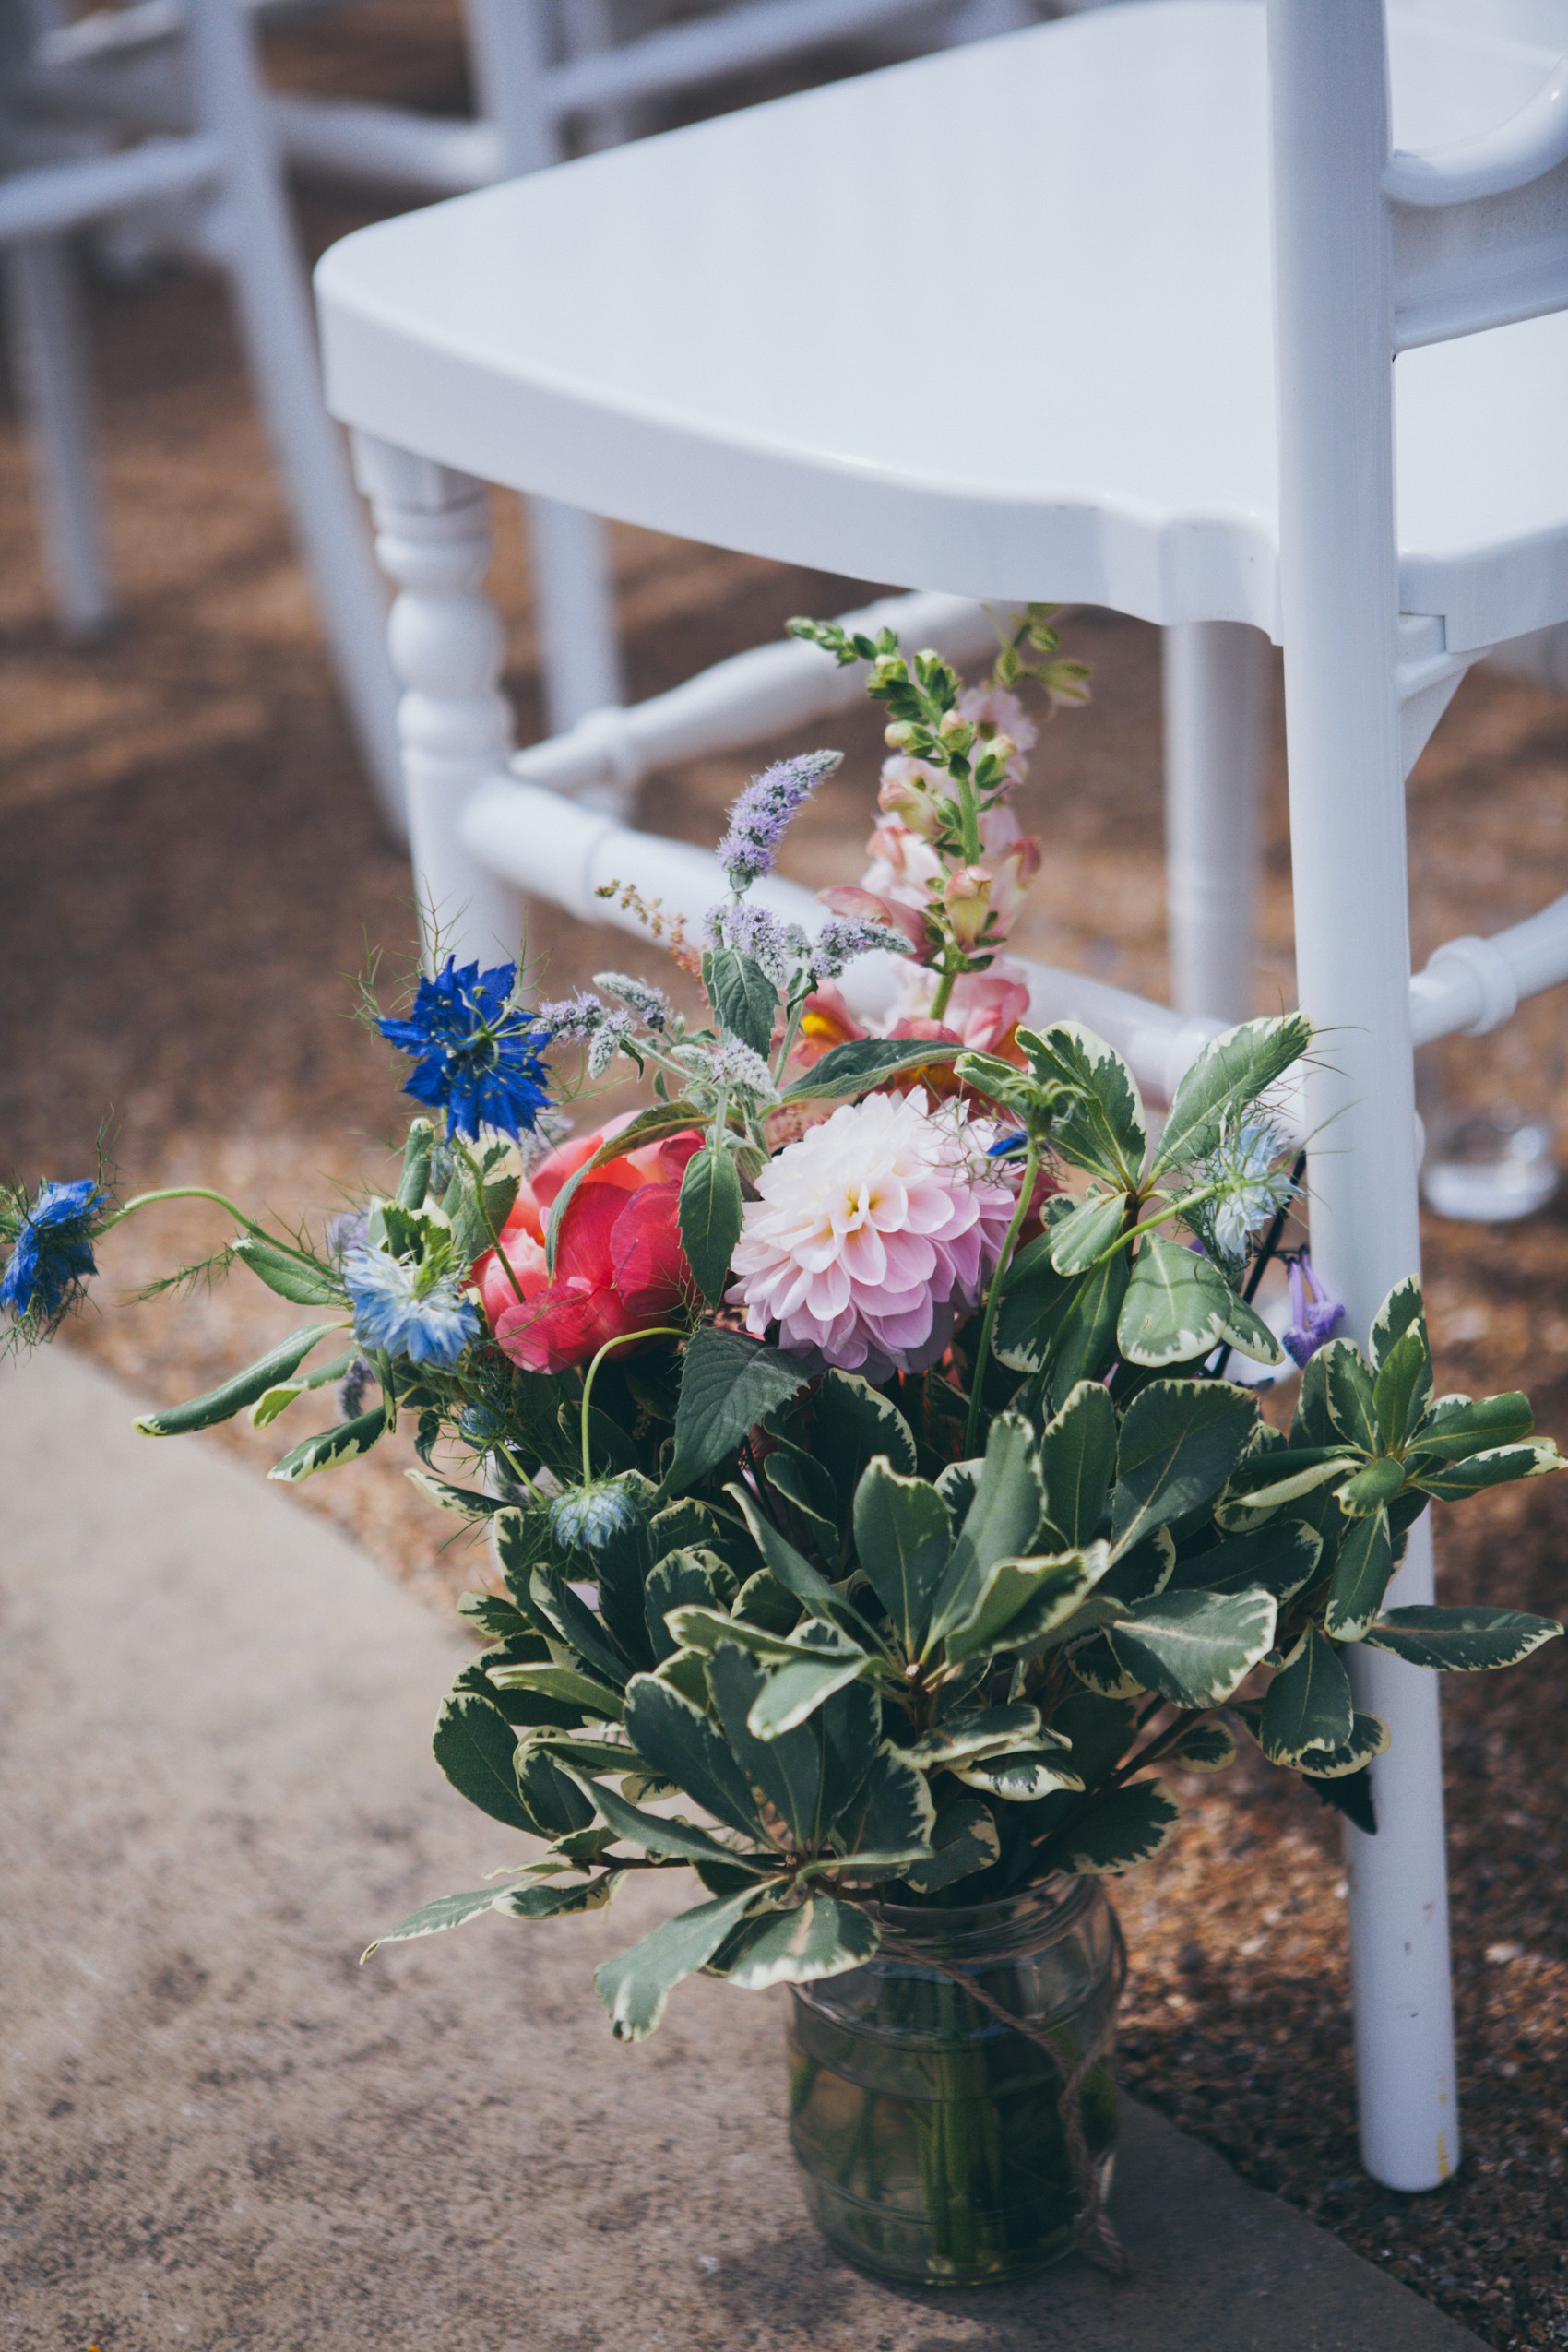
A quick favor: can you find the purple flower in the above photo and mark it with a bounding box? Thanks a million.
[707,899,908,992]
[716,750,842,888]
[812,915,909,978]
[1283,1251,1344,1368]
[707,901,808,988]
[534,992,605,1043]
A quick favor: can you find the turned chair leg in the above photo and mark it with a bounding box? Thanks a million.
[353,433,523,968]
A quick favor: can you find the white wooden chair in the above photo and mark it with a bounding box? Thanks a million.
[263,0,1038,732]
[0,0,405,826]
[315,0,1568,2186]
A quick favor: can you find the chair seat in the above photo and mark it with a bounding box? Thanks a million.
[316,0,1568,651]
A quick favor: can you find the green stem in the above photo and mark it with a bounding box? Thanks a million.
[928,958,961,1024]
[493,1443,542,1500]
[773,994,809,1087]
[455,1139,528,1304]
[951,755,982,867]
[1080,1179,1222,1273]
[578,1324,688,1483]
[102,1188,325,1269]
[965,1138,1039,1456]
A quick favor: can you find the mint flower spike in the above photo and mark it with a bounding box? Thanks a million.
[715,750,842,890]
[342,1242,479,1370]
[1,1178,106,1330]
[707,900,909,992]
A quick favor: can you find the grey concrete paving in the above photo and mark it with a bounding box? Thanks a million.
[0,1348,1481,2352]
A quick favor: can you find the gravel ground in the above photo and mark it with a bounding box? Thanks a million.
[3,8,1567,2344]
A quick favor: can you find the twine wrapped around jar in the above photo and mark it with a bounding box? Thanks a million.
[788,1876,1126,2287]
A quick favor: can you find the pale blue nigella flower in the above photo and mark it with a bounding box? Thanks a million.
[342,1244,480,1369]
[1204,1118,1295,1262]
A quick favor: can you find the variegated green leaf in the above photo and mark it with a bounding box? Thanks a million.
[1065,1778,1181,1874]
[717,1894,879,1990]
[1259,1625,1353,1764]
[1362,1605,1563,1670]
[596,1886,767,2040]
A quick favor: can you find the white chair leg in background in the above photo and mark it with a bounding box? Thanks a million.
[1162,619,1268,1023]
[526,492,624,733]
[2,232,113,641]
[353,433,521,961]
[1271,0,1456,2192]
[465,0,624,733]
[185,0,405,832]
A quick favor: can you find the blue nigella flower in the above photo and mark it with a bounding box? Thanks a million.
[342,1244,480,1370]
[1,1178,104,1323]
[1204,1117,1295,1262]
[550,1479,641,1560]
[987,1131,1029,1159]
[1283,1251,1345,1368]
[378,957,552,1141]
[715,750,842,889]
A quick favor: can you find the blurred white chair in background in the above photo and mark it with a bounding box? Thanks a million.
[3,0,1038,801]
[0,0,406,826]
[264,0,1039,731]
[316,0,1568,2191]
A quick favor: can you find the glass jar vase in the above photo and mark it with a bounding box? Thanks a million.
[787,1876,1125,2287]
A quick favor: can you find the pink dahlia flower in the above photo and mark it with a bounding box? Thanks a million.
[728,1088,1017,1378]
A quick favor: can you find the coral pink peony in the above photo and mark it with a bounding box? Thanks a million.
[727,1088,1016,1378]
[479,1123,702,1369]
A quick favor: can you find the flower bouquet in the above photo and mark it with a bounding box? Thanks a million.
[6,612,1562,2287]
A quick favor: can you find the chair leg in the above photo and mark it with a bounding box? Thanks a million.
[1289,668,1460,2191]
[2,237,113,643]
[525,493,624,736]
[1161,620,1267,1023]
[184,0,407,836]
[1269,0,1458,2190]
[353,433,523,968]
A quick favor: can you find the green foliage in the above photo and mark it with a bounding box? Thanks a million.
[91,932,1560,2033]
[660,1326,810,1496]
[134,1321,345,1436]
[1118,1239,1281,1370]
[1150,1015,1311,1180]
[1259,1627,1354,1765]
[1362,1606,1562,1671]
[232,1236,344,1306]
[267,1402,386,1483]
[1063,1780,1181,1875]
[852,1462,952,1653]
[704,946,778,1058]
[1015,1023,1146,1191]
[678,1145,743,1308]
[781,1038,961,1103]
[1109,1381,1257,1558]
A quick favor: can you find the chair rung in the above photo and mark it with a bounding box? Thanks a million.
[543,0,939,116]
[464,770,1568,1106]
[0,133,221,244]
[507,589,1002,804]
